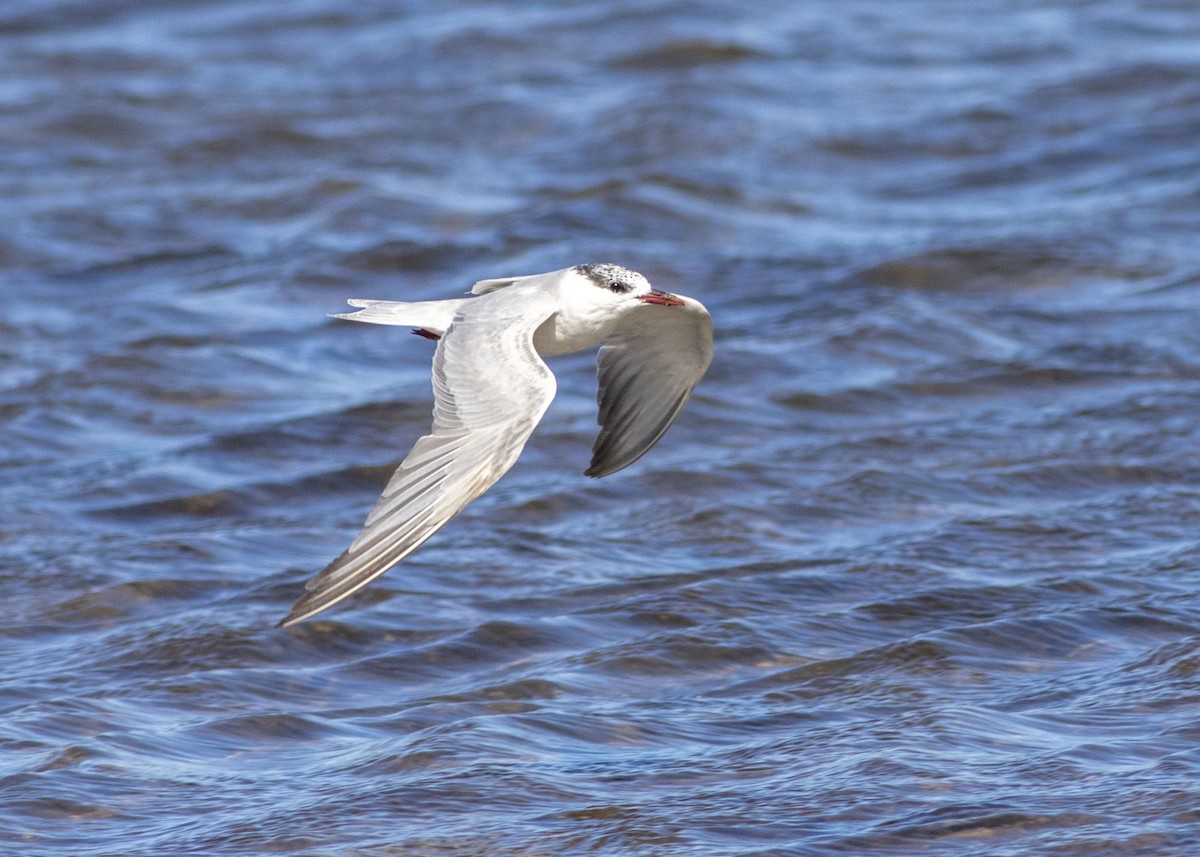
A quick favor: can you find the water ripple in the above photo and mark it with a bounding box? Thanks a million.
[3,0,1200,855]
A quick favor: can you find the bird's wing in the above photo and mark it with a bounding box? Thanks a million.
[282,292,560,625]
[470,267,571,295]
[587,295,712,478]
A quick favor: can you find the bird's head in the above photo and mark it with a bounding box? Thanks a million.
[571,263,686,311]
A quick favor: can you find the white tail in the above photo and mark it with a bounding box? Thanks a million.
[334,298,469,336]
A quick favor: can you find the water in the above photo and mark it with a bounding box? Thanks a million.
[3,0,1200,853]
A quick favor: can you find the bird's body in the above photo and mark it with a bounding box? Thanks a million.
[282,264,712,626]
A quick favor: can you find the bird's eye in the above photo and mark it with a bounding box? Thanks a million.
[608,283,627,294]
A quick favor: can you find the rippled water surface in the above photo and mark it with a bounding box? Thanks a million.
[4,1,1200,854]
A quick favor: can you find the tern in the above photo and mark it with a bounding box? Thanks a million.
[281,263,712,626]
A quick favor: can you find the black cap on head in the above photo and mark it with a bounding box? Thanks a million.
[574,263,644,295]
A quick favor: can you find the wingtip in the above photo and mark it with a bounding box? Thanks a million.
[278,591,336,628]
[583,460,617,479]
[277,607,305,629]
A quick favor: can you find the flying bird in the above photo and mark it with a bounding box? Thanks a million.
[282,264,712,626]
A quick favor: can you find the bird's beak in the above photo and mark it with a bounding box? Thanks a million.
[638,288,686,307]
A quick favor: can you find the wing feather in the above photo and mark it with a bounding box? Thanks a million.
[587,296,712,478]
[282,292,559,626]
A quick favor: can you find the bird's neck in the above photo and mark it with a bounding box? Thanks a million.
[532,304,619,356]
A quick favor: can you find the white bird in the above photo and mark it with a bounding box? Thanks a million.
[281,264,712,626]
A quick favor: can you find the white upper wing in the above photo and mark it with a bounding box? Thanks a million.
[587,295,712,478]
[470,267,569,295]
[282,290,559,626]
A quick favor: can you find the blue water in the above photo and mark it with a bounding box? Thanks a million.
[3,1,1200,854]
